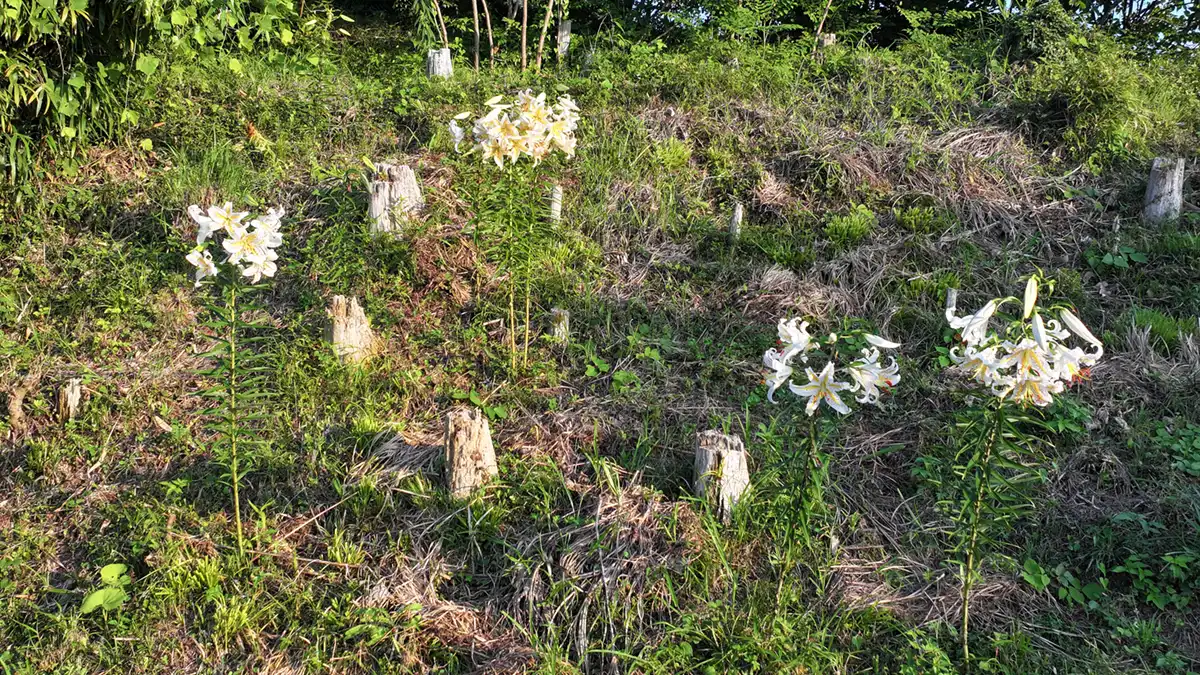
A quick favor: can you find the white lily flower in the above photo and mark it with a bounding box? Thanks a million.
[241,258,277,284]
[554,133,577,158]
[556,95,579,114]
[789,362,853,416]
[188,205,220,244]
[1059,309,1101,347]
[864,333,900,349]
[1023,276,1038,319]
[950,345,1006,386]
[946,299,998,347]
[250,215,283,249]
[185,248,218,287]
[1007,374,1062,407]
[1000,338,1055,380]
[1031,313,1050,351]
[527,137,552,165]
[479,137,509,168]
[494,114,521,141]
[847,348,900,405]
[207,201,249,236]
[448,120,466,152]
[763,348,794,404]
[484,94,505,106]
[777,318,815,362]
[222,226,272,265]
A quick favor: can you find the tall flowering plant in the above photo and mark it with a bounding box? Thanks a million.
[185,202,286,553]
[448,90,580,168]
[761,317,902,607]
[446,90,581,370]
[941,275,1103,663]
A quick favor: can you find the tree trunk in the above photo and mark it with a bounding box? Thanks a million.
[471,0,480,71]
[694,431,750,523]
[445,408,498,498]
[480,0,496,69]
[535,0,555,70]
[1142,157,1186,226]
[326,295,376,364]
[521,0,529,70]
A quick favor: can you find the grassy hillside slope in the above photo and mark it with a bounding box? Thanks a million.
[2,21,1199,673]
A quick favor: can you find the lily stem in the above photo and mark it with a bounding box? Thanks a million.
[775,416,820,613]
[228,281,245,554]
[961,402,1004,667]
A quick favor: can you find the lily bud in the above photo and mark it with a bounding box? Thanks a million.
[1023,276,1038,319]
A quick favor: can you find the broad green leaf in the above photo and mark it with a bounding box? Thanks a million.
[100,563,129,586]
[227,58,243,74]
[80,586,128,614]
[135,54,160,76]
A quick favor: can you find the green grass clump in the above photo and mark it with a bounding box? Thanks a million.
[894,204,954,235]
[1130,307,1200,352]
[825,203,877,248]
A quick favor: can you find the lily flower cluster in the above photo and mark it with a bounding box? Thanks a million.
[763,318,902,416]
[448,90,581,169]
[946,278,1103,407]
[184,202,285,286]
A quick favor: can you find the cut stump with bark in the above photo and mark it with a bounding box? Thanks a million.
[426,47,453,79]
[58,378,83,423]
[326,295,375,364]
[1142,157,1186,226]
[368,163,424,235]
[445,407,498,498]
[694,430,750,523]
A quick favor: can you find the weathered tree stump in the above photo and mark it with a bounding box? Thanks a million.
[326,295,375,364]
[426,47,453,79]
[729,202,744,241]
[550,307,570,341]
[445,408,498,498]
[549,184,563,223]
[556,20,571,61]
[1142,157,1186,226]
[57,378,83,424]
[694,431,750,523]
[368,163,424,235]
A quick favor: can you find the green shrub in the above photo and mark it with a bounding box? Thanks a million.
[1015,32,1200,170]
[826,203,877,248]
[0,0,340,180]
